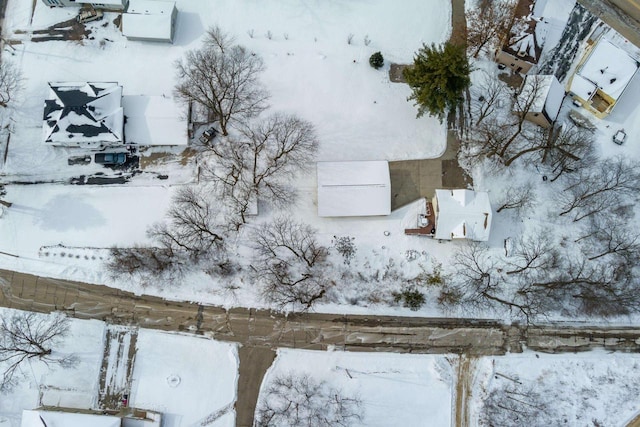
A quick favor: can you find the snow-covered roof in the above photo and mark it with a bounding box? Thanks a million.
[517,75,564,120]
[572,38,640,101]
[317,161,391,217]
[21,410,121,427]
[93,0,126,5]
[122,0,176,42]
[568,74,596,100]
[434,189,492,241]
[501,0,541,64]
[43,82,124,145]
[122,95,187,146]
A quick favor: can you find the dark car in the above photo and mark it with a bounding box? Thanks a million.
[199,127,218,144]
[95,152,127,165]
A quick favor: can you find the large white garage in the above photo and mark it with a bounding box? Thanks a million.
[317,161,391,217]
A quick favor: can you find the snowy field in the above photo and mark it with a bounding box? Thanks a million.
[0,308,105,426]
[258,348,453,427]
[471,351,640,426]
[129,330,238,427]
[0,309,239,427]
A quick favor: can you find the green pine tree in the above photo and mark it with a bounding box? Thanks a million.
[403,42,471,122]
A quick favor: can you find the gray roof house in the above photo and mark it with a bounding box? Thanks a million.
[43,82,124,148]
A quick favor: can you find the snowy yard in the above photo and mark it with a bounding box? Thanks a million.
[0,308,105,425]
[0,309,239,427]
[129,330,238,427]
[471,351,640,426]
[258,349,453,427]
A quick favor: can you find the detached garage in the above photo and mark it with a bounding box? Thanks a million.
[317,161,391,217]
[122,0,178,43]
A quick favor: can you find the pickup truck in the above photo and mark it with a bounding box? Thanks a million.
[95,152,127,165]
[77,8,103,24]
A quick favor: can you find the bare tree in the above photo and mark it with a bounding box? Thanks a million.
[480,383,554,427]
[539,122,595,181]
[496,182,536,213]
[505,233,559,276]
[440,242,530,319]
[1,312,75,392]
[255,373,363,427]
[558,157,640,221]
[104,245,191,284]
[517,256,639,317]
[251,217,331,309]
[466,0,517,58]
[203,113,318,219]
[204,25,236,52]
[469,70,508,126]
[580,215,640,261]
[174,26,269,135]
[148,186,229,259]
[0,62,23,108]
[467,76,576,168]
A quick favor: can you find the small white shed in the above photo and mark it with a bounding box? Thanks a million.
[317,161,391,217]
[122,0,178,43]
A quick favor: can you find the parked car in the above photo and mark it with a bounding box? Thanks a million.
[199,126,218,144]
[77,8,103,24]
[613,129,627,145]
[67,155,91,166]
[95,152,127,165]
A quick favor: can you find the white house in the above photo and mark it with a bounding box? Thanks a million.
[40,0,128,10]
[432,189,492,241]
[567,36,640,118]
[122,95,187,146]
[515,75,564,128]
[122,0,178,43]
[22,410,121,427]
[43,82,124,148]
[21,409,161,427]
[317,161,391,217]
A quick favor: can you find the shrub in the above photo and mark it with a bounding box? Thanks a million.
[369,51,384,69]
[393,288,426,311]
[332,235,357,265]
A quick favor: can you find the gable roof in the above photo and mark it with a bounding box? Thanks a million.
[434,189,492,241]
[21,410,121,427]
[501,0,543,64]
[122,0,177,42]
[570,37,640,101]
[122,95,187,145]
[517,74,564,120]
[317,161,391,217]
[43,82,124,145]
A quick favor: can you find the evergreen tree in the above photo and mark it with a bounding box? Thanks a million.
[403,42,470,121]
[369,51,384,69]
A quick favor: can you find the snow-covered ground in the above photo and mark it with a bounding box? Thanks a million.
[258,348,453,427]
[0,308,105,426]
[471,350,640,426]
[0,308,239,427]
[0,0,456,315]
[1,0,449,180]
[129,330,238,427]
